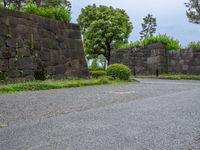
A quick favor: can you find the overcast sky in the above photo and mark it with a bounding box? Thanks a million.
[70,0,200,47]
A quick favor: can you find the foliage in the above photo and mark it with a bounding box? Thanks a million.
[88,55,107,71]
[187,41,200,51]
[37,0,71,13]
[107,63,131,80]
[97,54,107,69]
[77,4,133,64]
[88,58,99,71]
[185,0,200,24]
[2,0,26,10]
[117,35,181,50]
[142,35,181,50]
[140,14,157,40]
[89,70,106,78]
[1,0,71,14]
[21,1,71,23]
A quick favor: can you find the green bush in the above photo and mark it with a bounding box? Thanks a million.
[142,35,181,50]
[107,64,131,80]
[21,2,71,23]
[90,70,106,78]
[117,34,181,50]
[187,41,200,51]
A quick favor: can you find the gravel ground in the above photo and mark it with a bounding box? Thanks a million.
[0,78,200,150]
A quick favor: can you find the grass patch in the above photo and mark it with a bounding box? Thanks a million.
[135,73,200,80]
[0,78,133,94]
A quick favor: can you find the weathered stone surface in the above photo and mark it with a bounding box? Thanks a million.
[9,58,16,68]
[0,8,88,81]
[18,48,31,57]
[16,57,37,70]
[0,59,9,71]
[111,43,200,75]
[6,69,21,78]
[55,64,66,74]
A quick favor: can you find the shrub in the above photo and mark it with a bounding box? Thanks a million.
[187,41,200,51]
[116,34,181,50]
[142,35,181,50]
[21,2,71,23]
[107,64,131,80]
[89,70,106,78]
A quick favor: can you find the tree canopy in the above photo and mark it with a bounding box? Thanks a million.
[140,14,157,40]
[185,0,200,24]
[1,0,71,12]
[77,4,133,64]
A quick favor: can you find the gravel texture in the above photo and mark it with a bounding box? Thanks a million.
[0,78,200,150]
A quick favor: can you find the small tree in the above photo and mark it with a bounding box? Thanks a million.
[140,14,157,40]
[185,0,200,24]
[77,4,133,65]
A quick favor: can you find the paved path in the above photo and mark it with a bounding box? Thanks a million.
[0,79,200,150]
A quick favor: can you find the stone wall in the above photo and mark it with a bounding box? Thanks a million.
[110,43,168,75]
[168,49,200,75]
[110,43,200,75]
[0,8,88,81]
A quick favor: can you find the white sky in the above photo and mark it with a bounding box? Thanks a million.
[71,0,200,46]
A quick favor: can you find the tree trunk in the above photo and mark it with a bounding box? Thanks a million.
[107,45,111,65]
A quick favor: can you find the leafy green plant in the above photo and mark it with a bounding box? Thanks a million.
[89,70,106,78]
[21,1,71,23]
[107,64,131,80]
[187,41,200,51]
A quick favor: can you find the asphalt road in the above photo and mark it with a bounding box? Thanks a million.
[0,78,200,150]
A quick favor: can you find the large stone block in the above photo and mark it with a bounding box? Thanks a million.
[16,57,37,70]
[55,64,66,74]
[6,69,21,78]
[0,47,12,59]
[9,58,17,69]
[0,59,9,71]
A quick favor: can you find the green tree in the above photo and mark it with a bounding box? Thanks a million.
[140,14,157,40]
[1,0,71,12]
[185,0,200,24]
[1,0,26,10]
[77,4,133,65]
